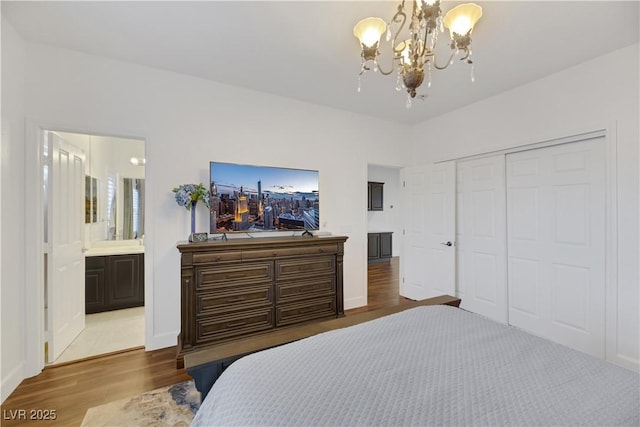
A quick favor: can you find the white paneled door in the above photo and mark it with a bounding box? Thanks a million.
[506,138,606,358]
[48,132,86,362]
[401,162,456,300]
[456,155,507,323]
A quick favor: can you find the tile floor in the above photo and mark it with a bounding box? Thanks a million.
[51,306,145,365]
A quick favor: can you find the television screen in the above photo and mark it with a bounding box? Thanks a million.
[209,162,319,233]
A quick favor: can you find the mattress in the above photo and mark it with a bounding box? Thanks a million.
[191,305,639,426]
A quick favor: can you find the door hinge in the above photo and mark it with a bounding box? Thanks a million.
[403,229,405,235]
[402,277,405,283]
[403,181,406,187]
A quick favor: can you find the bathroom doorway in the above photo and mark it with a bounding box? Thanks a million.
[43,130,146,365]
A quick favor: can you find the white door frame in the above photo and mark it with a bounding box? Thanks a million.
[24,120,150,377]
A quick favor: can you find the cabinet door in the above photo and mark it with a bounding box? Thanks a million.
[107,254,144,309]
[85,256,107,314]
[369,182,384,211]
[367,233,380,259]
[379,233,393,258]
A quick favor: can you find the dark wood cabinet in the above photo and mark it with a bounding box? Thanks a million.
[176,235,348,368]
[85,253,144,314]
[368,232,393,263]
[368,182,384,211]
[86,256,107,313]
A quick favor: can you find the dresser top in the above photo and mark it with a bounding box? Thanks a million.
[177,234,348,253]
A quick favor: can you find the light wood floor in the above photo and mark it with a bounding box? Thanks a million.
[1,257,400,426]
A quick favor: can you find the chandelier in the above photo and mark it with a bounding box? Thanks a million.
[353,1,482,108]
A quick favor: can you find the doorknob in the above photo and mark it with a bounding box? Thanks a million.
[440,241,453,247]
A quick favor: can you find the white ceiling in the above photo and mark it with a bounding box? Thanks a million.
[2,1,639,125]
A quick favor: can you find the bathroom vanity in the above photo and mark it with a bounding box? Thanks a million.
[85,241,145,314]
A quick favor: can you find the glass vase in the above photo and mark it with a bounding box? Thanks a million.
[190,201,197,234]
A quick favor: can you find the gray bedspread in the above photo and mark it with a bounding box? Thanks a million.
[191,305,639,426]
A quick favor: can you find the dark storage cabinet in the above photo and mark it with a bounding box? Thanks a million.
[368,182,384,211]
[368,232,393,262]
[86,253,144,314]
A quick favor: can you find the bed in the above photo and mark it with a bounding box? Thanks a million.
[191,304,639,426]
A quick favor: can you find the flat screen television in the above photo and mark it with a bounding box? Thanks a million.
[209,162,319,233]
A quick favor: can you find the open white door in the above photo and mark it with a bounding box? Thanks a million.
[400,162,456,300]
[47,132,86,362]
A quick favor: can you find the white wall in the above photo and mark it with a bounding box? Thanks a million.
[367,165,401,256]
[1,17,26,402]
[408,44,640,370]
[20,41,409,357]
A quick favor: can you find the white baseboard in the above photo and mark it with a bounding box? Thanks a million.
[1,361,24,404]
[609,353,640,373]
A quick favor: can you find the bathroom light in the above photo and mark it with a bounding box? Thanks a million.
[130,157,146,166]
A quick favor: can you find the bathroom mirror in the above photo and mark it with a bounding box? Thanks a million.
[121,178,145,240]
[55,132,145,242]
[85,175,98,224]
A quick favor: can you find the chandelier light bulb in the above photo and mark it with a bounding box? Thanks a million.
[443,3,482,38]
[353,17,387,48]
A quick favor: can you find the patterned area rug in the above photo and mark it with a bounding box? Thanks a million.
[81,380,200,426]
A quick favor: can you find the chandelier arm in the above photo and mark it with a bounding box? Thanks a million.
[390,9,407,55]
[419,29,430,58]
[432,50,456,70]
[375,7,407,76]
[458,47,470,61]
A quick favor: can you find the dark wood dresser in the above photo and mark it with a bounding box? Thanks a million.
[176,235,348,368]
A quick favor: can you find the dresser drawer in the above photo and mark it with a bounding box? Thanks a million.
[275,256,335,279]
[242,244,338,261]
[195,307,274,344]
[196,284,273,315]
[277,276,335,303]
[196,262,273,289]
[193,251,241,265]
[276,296,336,327]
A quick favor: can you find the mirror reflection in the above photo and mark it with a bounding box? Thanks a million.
[56,132,145,242]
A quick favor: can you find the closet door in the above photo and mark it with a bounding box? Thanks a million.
[506,138,606,358]
[456,155,507,323]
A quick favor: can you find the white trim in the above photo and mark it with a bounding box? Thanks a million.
[143,137,155,352]
[24,120,151,380]
[433,122,613,164]
[602,122,633,370]
[0,119,3,404]
[1,362,25,403]
[437,129,606,164]
[24,120,45,377]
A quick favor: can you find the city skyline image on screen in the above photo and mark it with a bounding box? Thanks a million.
[209,162,319,233]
